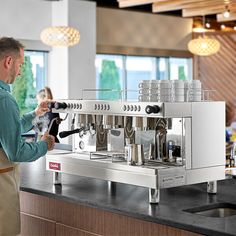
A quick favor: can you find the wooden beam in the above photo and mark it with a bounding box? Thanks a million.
[153,0,228,13]
[182,5,236,17]
[118,0,155,8]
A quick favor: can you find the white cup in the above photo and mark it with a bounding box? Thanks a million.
[139,88,149,94]
[138,95,149,102]
[172,95,185,102]
[148,94,158,102]
[158,94,171,102]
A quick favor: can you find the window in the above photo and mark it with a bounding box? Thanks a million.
[12,50,48,115]
[96,54,192,100]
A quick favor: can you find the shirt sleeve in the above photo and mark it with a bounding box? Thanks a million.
[21,111,36,133]
[0,96,48,162]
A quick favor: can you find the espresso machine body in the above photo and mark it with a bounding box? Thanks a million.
[46,100,225,203]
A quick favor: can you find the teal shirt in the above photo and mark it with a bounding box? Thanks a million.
[0,80,48,162]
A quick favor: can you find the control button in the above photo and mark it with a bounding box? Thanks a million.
[145,105,160,114]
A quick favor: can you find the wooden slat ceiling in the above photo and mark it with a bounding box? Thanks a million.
[117,0,236,22]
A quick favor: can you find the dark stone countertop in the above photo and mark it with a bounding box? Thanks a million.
[20,156,236,236]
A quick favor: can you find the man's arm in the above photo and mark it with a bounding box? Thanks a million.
[0,97,48,162]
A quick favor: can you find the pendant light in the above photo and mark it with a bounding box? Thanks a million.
[40,26,80,47]
[188,16,220,56]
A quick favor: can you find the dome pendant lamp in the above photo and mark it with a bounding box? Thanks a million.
[40,26,80,47]
[188,16,220,56]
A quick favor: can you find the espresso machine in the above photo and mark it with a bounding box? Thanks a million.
[46,100,225,203]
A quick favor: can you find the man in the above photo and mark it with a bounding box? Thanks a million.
[0,37,55,235]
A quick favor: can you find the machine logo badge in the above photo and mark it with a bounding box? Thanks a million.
[49,162,61,171]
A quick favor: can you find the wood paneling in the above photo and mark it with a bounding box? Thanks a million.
[54,199,104,235]
[193,33,236,125]
[20,191,202,236]
[20,213,56,236]
[104,211,201,236]
[56,223,101,236]
[20,191,57,220]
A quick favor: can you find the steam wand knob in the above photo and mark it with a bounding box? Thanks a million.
[145,105,160,114]
[54,102,68,110]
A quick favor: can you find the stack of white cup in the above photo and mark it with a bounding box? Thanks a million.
[138,80,159,102]
[171,80,185,102]
[138,79,202,103]
[158,80,171,102]
[184,80,202,102]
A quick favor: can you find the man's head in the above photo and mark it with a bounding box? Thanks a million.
[0,37,24,84]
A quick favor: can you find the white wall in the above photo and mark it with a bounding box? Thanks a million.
[49,0,96,100]
[0,0,51,40]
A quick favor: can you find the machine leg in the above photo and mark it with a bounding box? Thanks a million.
[107,181,116,195]
[149,188,160,204]
[53,172,62,185]
[207,181,217,194]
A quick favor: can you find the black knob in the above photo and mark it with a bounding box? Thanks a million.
[145,105,160,114]
[54,102,67,110]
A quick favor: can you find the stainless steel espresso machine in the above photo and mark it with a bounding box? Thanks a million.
[46,100,225,203]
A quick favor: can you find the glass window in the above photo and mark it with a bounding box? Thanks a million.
[156,58,169,80]
[126,56,156,100]
[95,54,124,100]
[95,54,192,101]
[169,58,192,81]
[12,50,48,115]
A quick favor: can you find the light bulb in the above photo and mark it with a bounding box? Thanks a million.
[221,24,226,30]
[205,22,211,28]
[223,10,230,18]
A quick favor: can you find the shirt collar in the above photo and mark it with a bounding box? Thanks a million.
[0,80,10,92]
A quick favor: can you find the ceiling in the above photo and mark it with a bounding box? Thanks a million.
[46,0,236,29]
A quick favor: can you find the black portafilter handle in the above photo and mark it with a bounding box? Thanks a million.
[59,128,84,138]
[54,102,67,110]
[47,102,55,109]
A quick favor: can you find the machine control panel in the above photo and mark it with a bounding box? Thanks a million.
[52,100,194,118]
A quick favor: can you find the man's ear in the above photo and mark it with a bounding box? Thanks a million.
[4,56,13,69]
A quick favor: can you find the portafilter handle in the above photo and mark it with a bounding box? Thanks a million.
[59,127,84,138]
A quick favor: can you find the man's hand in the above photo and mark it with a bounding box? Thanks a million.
[35,100,51,116]
[41,132,55,151]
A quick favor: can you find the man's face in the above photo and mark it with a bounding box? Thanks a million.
[9,48,24,83]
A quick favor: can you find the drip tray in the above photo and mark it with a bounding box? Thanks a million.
[184,203,236,218]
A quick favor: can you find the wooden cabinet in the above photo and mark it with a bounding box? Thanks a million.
[56,223,99,236]
[20,213,55,236]
[20,191,202,236]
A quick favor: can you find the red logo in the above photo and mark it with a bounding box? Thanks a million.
[49,162,61,171]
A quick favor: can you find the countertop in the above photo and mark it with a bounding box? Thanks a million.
[20,156,236,236]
